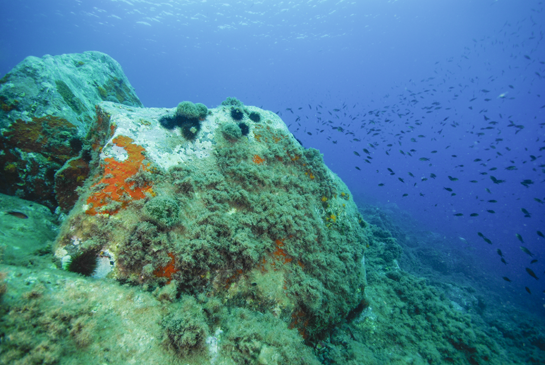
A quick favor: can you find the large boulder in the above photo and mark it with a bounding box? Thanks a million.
[0,193,59,267]
[54,98,368,342]
[0,51,142,211]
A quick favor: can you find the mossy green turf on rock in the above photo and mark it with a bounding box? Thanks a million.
[2,193,542,364]
[0,51,142,210]
[54,97,368,348]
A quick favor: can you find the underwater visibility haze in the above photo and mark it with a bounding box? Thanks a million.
[0,0,544,364]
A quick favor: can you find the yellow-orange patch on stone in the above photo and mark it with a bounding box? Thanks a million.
[154,253,179,284]
[252,154,265,164]
[85,135,153,215]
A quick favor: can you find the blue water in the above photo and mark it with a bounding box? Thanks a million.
[1,0,544,313]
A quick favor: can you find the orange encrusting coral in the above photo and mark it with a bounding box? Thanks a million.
[85,135,153,215]
[252,154,265,164]
[273,239,293,265]
[289,309,310,339]
[225,269,244,289]
[153,253,179,284]
[258,238,304,274]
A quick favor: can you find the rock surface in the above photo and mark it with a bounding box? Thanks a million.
[55,98,368,343]
[0,193,58,267]
[0,51,142,211]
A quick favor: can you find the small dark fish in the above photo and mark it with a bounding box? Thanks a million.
[490,176,505,184]
[503,276,511,282]
[497,249,503,256]
[408,172,415,178]
[488,200,497,203]
[378,183,384,187]
[501,257,507,265]
[398,178,405,183]
[531,259,538,264]
[444,187,453,192]
[538,231,544,238]
[477,232,491,244]
[526,267,539,280]
[469,180,478,183]
[355,166,361,171]
[516,233,524,243]
[454,213,463,216]
[448,176,458,181]
[525,287,532,294]
[6,211,28,219]
[520,246,533,256]
[470,213,479,217]
[419,157,430,161]
[534,198,543,204]
[521,179,534,188]
[354,151,361,157]
[505,166,517,170]
[363,148,371,154]
[521,208,531,217]
[487,210,495,214]
[402,193,408,197]
[430,173,437,179]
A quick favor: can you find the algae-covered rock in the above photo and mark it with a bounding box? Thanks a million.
[54,99,369,348]
[0,193,59,267]
[0,51,142,210]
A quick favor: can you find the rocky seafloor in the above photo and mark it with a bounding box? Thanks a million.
[2,193,544,364]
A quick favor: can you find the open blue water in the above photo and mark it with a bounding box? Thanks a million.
[1,0,543,318]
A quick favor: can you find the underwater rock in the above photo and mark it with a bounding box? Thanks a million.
[0,193,59,267]
[0,51,142,210]
[55,99,369,345]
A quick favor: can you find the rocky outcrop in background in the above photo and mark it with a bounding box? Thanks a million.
[0,51,142,211]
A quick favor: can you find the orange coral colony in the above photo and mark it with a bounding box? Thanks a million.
[252,154,265,164]
[153,253,179,284]
[85,135,153,215]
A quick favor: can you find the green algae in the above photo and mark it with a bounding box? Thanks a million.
[96,77,141,105]
[55,80,85,115]
[1,193,545,364]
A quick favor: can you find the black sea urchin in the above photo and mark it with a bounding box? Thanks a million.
[66,249,99,276]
